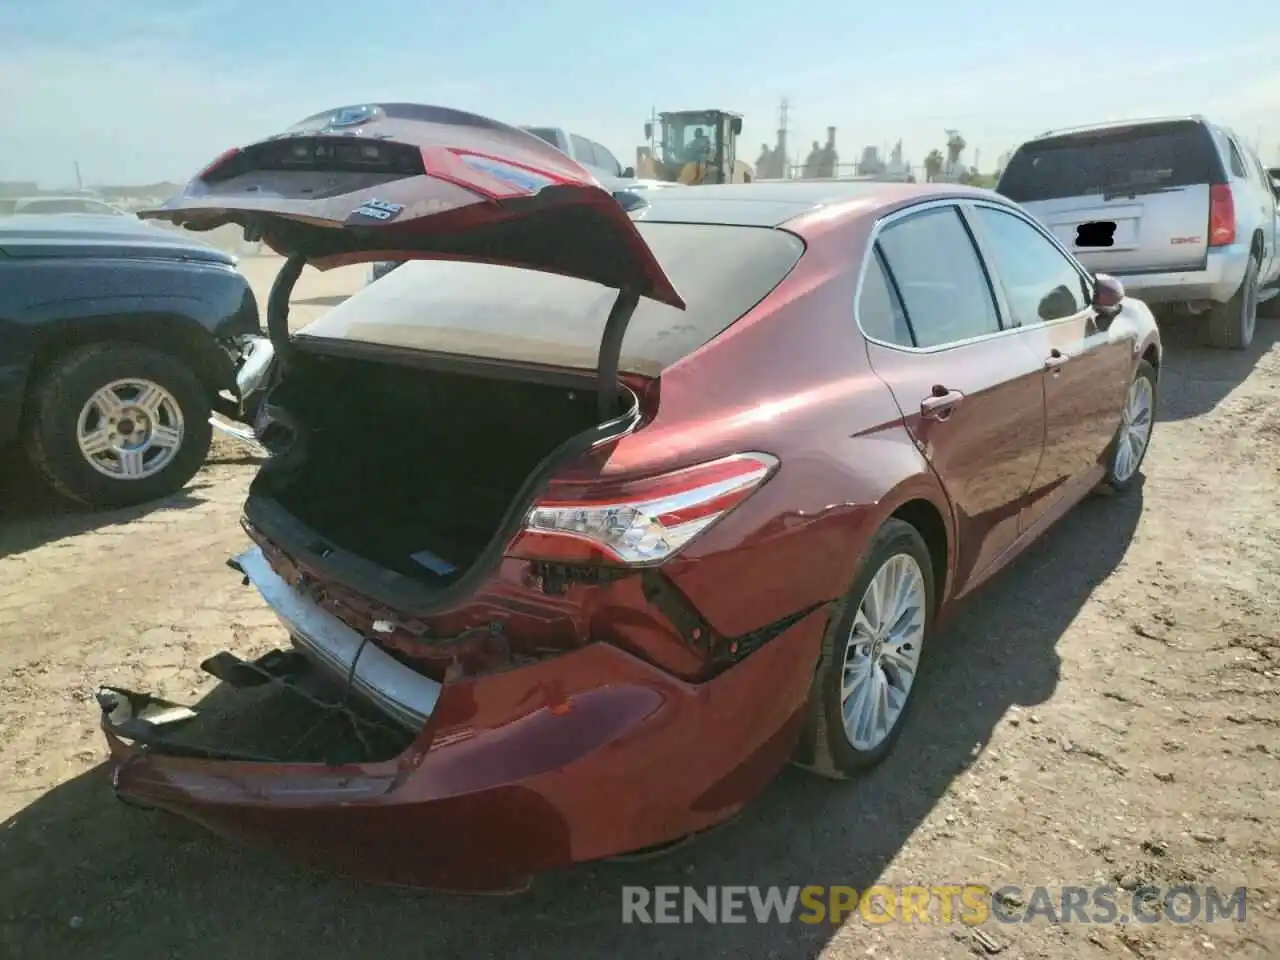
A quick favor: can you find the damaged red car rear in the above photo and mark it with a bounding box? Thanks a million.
[98,103,1160,892]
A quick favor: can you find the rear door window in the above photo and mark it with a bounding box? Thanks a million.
[875,206,1001,348]
[569,134,598,167]
[1226,138,1248,179]
[971,206,1090,326]
[592,141,623,176]
[998,121,1220,202]
[857,251,914,347]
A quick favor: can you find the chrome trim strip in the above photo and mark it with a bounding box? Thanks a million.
[235,546,440,731]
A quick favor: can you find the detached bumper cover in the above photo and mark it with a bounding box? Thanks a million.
[98,550,829,891]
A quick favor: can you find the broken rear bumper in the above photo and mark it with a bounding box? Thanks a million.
[98,545,829,892]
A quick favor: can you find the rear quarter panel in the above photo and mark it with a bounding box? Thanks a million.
[588,217,955,637]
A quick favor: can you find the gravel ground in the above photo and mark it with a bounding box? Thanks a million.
[0,263,1276,959]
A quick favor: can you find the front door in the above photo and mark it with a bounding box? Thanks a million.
[859,203,1048,598]
[966,202,1134,530]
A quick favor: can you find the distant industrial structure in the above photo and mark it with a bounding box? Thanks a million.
[754,100,962,183]
[744,93,1007,186]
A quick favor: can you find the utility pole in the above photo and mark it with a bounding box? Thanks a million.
[640,104,660,156]
[73,160,83,192]
[777,97,791,179]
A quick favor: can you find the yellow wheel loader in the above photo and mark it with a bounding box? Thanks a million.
[635,110,753,185]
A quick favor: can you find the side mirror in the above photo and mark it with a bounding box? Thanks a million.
[1092,273,1124,320]
[643,122,653,141]
[622,166,635,178]
[730,117,743,135]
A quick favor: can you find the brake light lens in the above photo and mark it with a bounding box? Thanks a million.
[1208,184,1235,247]
[508,453,779,565]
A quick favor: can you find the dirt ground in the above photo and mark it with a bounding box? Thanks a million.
[0,261,1276,959]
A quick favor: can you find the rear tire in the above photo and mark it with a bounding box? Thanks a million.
[25,343,212,508]
[795,519,936,780]
[1200,254,1258,350]
[1258,284,1280,319]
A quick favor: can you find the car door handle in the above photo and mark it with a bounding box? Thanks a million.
[1044,349,1070,370]
[920,389,964,420]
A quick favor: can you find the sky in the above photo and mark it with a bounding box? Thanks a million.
[1,0,1278,187]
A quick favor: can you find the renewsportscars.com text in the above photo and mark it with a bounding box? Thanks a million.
[620,884,1249,925]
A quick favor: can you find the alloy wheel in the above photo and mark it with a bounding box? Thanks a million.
[840,553,927,752]
[1112,376,1154,484]
[1242,262,1258,345]
[77,378,186,480]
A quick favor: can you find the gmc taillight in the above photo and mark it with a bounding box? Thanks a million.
[1208,184,1235,247]
[507,453,779,566]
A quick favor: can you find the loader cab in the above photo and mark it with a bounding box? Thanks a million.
[644,110,744,185]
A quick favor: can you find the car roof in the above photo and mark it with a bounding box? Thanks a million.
[1026,115,1208,143]
[631,180,994,229]
[0,213,150,236]
[15,195,111,204]
[0,213,233,265]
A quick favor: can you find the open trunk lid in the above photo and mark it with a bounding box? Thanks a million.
[997,120,1225,275]
[140,102,684,310]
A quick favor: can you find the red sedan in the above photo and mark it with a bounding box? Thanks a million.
[98,103,1161,893]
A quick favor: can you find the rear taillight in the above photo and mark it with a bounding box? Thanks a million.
[1208,184,1236,247]
[508,453,779,565]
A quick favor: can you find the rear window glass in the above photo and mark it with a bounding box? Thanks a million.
[298,222,806,377]
[523,128,560,148]
[997,122,1220,203]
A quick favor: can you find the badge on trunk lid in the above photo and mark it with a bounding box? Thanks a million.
[348,199,405,224]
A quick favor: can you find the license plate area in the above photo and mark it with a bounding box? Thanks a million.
[1074,220,1118,248]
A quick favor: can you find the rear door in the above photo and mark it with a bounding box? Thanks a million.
[1241,142,1279,284]
[859,202,1047,598]
[569,134,615,181]
[966,201,1133,529]
[997,120,1225,275]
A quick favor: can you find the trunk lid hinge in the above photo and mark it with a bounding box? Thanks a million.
[596,287,640,420]
[266,254,306,360]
